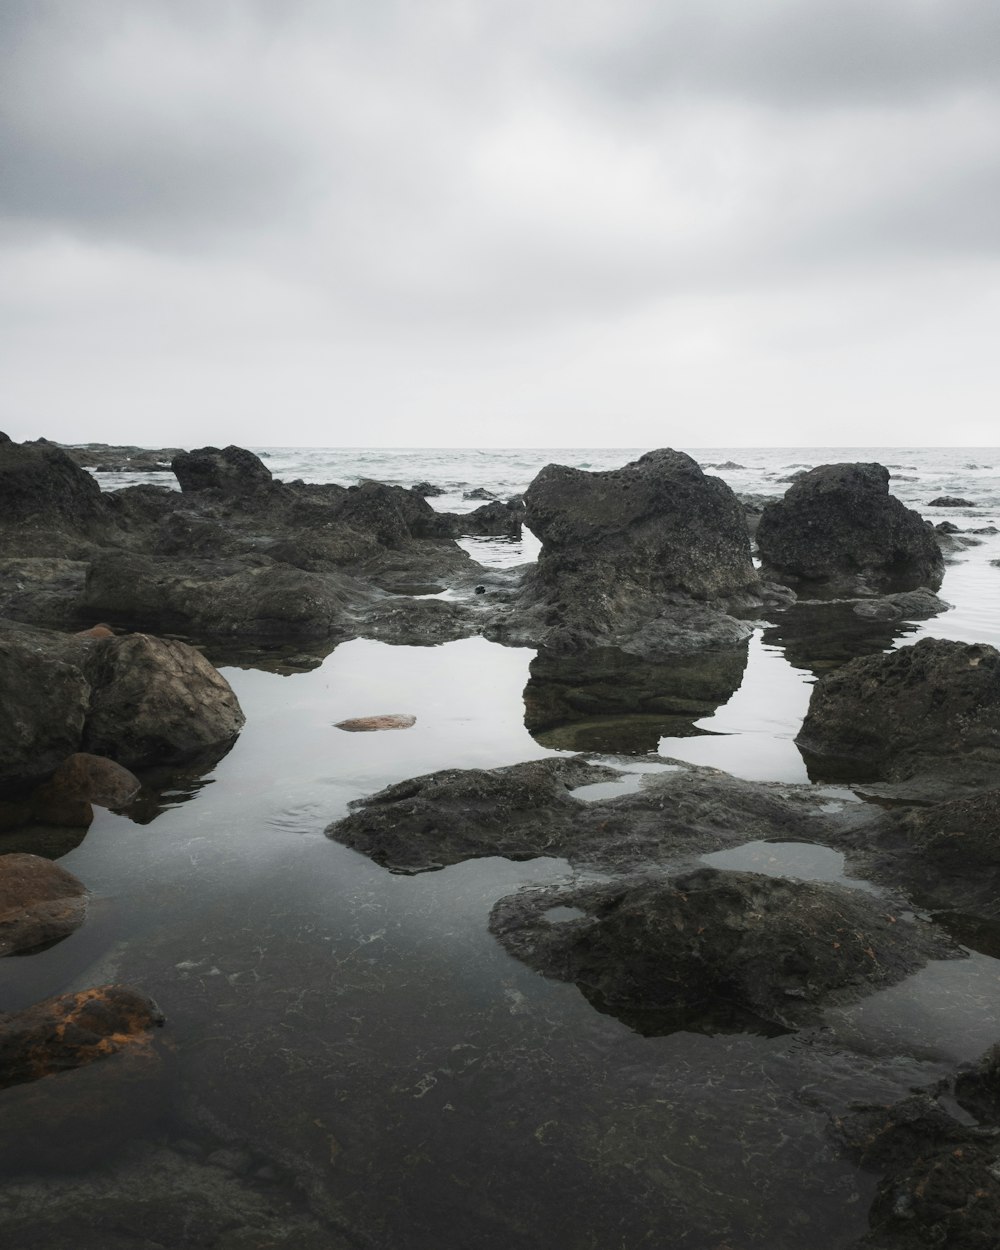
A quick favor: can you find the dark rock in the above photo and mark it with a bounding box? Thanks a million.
[936,520,961,534]
[955,1044,1000,1124]
[851,588,951,622]
[0,985,163,1089]
[411,481,445,497]
[171,445,272,493]
[33,753,141,822]
[489,867,957,1033]
[757,463,944,593]
[510,449,758,655]
[0,853,88,955]
[796,638,1000,790]
[463,487,499,500]
[438,499,524,538]
[929,496,973,507]
[0,558,90,628]
[0,436,110,555]
[703,460,745,470]
[59,443,185,473]
[83,633,245,769]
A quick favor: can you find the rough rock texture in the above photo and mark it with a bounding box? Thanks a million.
[84,633,245,769]
[522,643,747,752]
[928,496,973,508]
[0,853,88,955]
[835,1092,1000,1250]
[0,985,164,1089]
[489,867,957,1033]
[756,463,943,593]
[851,588,951,621]
[326,757,845,875]
[172,445,273,493]
[0,619,245,794]
[334,714,416,732]
[0,435,109,555]
[796,638,1000,790]
[60,443,184,473]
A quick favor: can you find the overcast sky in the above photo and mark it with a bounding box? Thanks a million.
[3,0,999,448]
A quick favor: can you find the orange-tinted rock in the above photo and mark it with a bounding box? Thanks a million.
[334,714,417,732]
[0,984,164,1089]
[74,623,115,639]
[0,853,88,955]
[47,752,141,808]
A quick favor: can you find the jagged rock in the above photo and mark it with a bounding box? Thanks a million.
[851,588,951,621]
[59,443,184,473]
[506,449,758,656]
[463,487,499,500]
[0,853,88,955]
[0,434,110,555]
[489,867,957,1033]
[411,480,445,496]
[0,985,163,1089]
[796,638,1000,790]
[757,463,943,593]
[172,445,272,493]
[929,496,973,508]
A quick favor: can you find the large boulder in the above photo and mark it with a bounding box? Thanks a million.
[0,434,110,555]
[511,449,759,654]
[756,462,943,593]
[0,853,88,955]
[171,444,272,493]
[0,619,245,795]
[489,867,957,1033]
[796,638,1000,791]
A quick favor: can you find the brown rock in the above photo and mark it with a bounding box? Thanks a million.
[0,984,164,1089]
[0,853,88,955]
[74,623,115,639]
[334,714,417,732]
[47,752,141,808]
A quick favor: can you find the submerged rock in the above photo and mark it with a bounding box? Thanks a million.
[334,714,416,732]
[0,985,163,1089]
[0,853,88,955]
[757,463,943,593]
[490,867,957,1033]
[796,638,1000,791]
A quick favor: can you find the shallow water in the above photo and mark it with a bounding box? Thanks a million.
[7,447,1000,1247]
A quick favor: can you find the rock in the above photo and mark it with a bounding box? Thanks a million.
[463,487,499,500]
[0,985,163,1089]
[851,588,951,621]
[171,445,273,493]
[326,756,844,876]
[83,633,245,769]
[489,867,957,1033]
[0,557,90,628]
[45,752,141,807]
[757,463,944,593]
[410,481,445,496]
[59,443,185,473]
[0,625,91,796]
[512,449,758,655]
[796,638,1000,789]
[0,853,88,955]
[929,496,973,507]
[703,460,745,470]
[74,622,115,638]
[0,435,110,555]
[935,520,961,534]
[438,499,524,538]
[955,1043,1000,1123]
[334,714,416,732]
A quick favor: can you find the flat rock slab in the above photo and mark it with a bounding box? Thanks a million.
[0,984,164,1089]
[0,852,88,955]
[334,714,416,732]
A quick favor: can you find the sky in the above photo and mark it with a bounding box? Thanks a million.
[2,0,999,448]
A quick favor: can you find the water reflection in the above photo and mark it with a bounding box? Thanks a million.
[523,643,747,754]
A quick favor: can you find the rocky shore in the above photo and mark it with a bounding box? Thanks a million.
[2,432,999,1248]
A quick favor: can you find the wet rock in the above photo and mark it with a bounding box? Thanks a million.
[83,632,245,769]
[463,486,499,500]
[38,752,141,813]
[703,460,745,470]
[326,757,621,873]
[59,443,184,473]
[522,643,747,753]
[438,498,524,538]
[0,853,88,955]
[334,714,416,732]
[172,445,273,493]
[489,868,956,1033]
[411,480,445,496]
[0,558,91,628]
[327,757,845,875]
[851,588,951,622]
[955,1043,1000,1124]
[0,434,110,555]
[929,496,973,508]
[756,463,944,593]
[796,638,1000,790]
[936,520,961,534]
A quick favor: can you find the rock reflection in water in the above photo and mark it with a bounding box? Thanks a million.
[522,643,748,754]
[762,601,920,676]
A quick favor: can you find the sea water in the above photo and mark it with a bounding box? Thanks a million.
[7,446,1000,1248]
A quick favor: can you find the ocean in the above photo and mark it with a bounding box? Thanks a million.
[9,445,1000,1248]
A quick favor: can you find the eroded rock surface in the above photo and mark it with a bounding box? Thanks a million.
[757,463,943,593]
[796,638,1000,793]
[490,868,957,1033]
